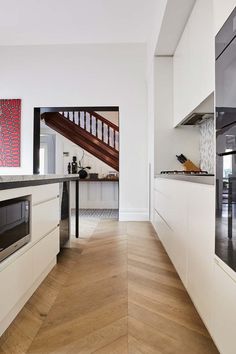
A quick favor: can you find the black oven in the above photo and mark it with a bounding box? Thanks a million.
[216,7,236,271]
[0,197,30,262]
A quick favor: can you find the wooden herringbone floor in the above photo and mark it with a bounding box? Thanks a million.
[0,221,218,354]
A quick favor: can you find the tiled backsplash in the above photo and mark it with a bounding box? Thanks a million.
[199,117,214,174]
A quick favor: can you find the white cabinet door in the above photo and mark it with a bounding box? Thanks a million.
[0,249,33,322]
[32,197,59,242]
[32,228,59,282]
[167,182,188,286]
[213,0,236,35]
[211,261,236,354]
[187,184,215,327]
[173,0,214,126]
[32,183,59,205]
[188,0,214,112]
[153,209,173,257]
[173,20,191,126]
[154,180,188,286]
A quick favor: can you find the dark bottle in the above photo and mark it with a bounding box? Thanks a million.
[71,156,78,174]
[67,162,71,174]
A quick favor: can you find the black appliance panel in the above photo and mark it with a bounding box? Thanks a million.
[216,6,236,272]
[216,7,236,60]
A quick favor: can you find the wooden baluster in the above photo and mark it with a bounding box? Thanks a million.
[116,131,118,150]
[62,111,64,117]
[108,126,110,146]
[95,118,98,138]
[76,111,78,125]
[78,111,81,127]
[72,111,75,123]
[84,111,87,131]
[112,128,115,148]
[102,122,104,142]
[90,113,92,133]
[67,111,70,120]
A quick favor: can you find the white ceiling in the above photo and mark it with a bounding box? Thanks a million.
[0,0,164,46]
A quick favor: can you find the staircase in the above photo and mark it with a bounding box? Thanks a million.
[41,110,119,171]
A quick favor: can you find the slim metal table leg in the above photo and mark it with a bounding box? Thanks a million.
[228,178,232,240]
[75,180,79,238]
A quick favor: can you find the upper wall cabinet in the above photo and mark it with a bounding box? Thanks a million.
[213,0,236,35]
[173,0,214,126]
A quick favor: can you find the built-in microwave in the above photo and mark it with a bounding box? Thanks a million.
[0,197,30,262]
[215,7,236,272]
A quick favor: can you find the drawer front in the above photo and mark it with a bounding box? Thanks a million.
[32,197,59,242]
[32,228,59,282]
[32,183,59,205]
[153,210,173,257]
[0,249,33,322]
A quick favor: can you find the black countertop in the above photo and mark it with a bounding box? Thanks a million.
[0,175,80,190]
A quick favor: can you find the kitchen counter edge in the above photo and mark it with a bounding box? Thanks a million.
[0,174,80,190]
[155,174,215,185]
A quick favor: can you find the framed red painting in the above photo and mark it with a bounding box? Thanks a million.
[0,99,21,167]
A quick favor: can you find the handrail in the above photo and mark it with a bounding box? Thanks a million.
[56,110,119,151]
[85,110,119,132]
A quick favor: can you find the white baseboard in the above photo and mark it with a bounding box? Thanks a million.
[0,258,56,337]
[119,209,149,221]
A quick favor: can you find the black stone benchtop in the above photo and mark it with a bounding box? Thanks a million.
[0,174,80,190]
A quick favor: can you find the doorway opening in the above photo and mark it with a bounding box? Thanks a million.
[33,106,119,240]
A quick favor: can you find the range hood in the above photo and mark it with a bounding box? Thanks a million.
[182,112,213,125]
[180,92,214,125]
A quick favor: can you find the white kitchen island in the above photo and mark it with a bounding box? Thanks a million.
[0,174,79,336]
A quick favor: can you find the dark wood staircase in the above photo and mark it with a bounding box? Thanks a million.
[41,110,119,171]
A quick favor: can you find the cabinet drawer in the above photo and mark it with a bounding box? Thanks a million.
[32,197,59,242]
[153,210,173,257]
[32,228,59,282]
[32,183,59,205]
[0,249,33,322]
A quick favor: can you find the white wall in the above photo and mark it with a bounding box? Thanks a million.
[154,57,200,174]
[61,138,117,177]
[0,43,148,221]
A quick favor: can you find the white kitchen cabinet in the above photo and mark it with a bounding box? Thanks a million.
[31,197,60,242]
[0,247,33,323]
[213,0,236,35]
[153,210,173,257]
[154,179,188,286]
[32,228,59,282]
[0,183,61,336]
[153,177,236,353]
[187,184,215,328]
[173,20,191,125]
[154,179,215,302]
[32,183,59,205]
[211,260,236,354]
[173,0,214,126]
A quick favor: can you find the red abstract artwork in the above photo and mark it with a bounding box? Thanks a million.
[0,99,21,167]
